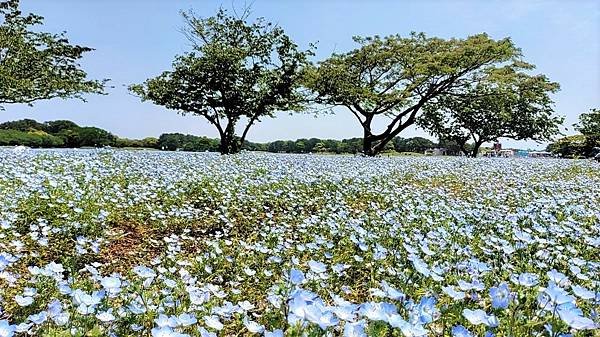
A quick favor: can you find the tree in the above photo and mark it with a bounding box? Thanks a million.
[549,108,600,158]
[0,118,45,131]
[0,0,106,110]
[393,137,435,153]
[420,64,562,157]
[304,33,519,156]
[0,129,63,147]
[131,8,312,154]
[76,127,115,147]
[546,135,591,158]
[44,120,79,133]
[575,108,599,136]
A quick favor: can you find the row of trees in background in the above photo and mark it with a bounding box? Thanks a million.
[131,9,563,156]
[0,118,451,154]
[0,119,116,147]
[0,1,573,157]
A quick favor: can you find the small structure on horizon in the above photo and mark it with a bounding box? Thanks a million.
[498,149,514,157]
[528,151,553,158]
[425,148,447,156]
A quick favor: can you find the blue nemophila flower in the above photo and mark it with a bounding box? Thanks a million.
[547,269,569,287]
[71,289,104,315]
[57,281,72,295]
[511,273,539,287]
[558,307,598,330]
[409,256,431,277]
[155,314,178,328]
[27,311,47,325]
[47,299,70,326]
[242,316,264,334]
[177,313,196,327]
[0,320,16,337]
[489,282,510,309]
[264,329,284,337]
[380,281,405,301]
[15,323,31,334]
[127,299,147,314]
[0,253,17,272]
[452,325,474,337]
[411,296,439,325]
[203,315,223,331]
[100,276,122,297]
[151,326,189,337]
[289,269,305,285]
[96,309,115,323]
[342,320,367,337]
[134,265,157,279]
[308,260,327,273]
[542,283,575,307]
[197,327,216,337]
[462,309,498,327]
[266,293,282,309]
[332,263,349,274]
[243,267,256,276]
[238,300,255,311]
[458,279,484,292]
[332,304,357,322]
[571,285,596,300]
[14,295,33,307]
[401,323,428,336]
[442,286,466,300]
[359,301,398,322]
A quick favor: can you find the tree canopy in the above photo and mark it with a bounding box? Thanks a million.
[304,32,520,156]
[131,8,313,154]
[575,108,599,136]
[548,108,600,158]
[419,63,562,157]
[0,0,106,110]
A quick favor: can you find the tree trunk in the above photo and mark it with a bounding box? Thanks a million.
[363,130,375,156]
[471,142,483,158]
[219,121,240,155]
[458,142,468,157]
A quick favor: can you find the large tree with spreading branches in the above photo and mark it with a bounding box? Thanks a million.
[304,33,521,156]
[0,0,106,110]
[419,63,562,157]
[131,8,313,154]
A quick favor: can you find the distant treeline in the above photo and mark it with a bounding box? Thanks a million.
[0,119,467,154]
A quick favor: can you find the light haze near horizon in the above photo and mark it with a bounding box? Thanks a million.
[3,0,599,150]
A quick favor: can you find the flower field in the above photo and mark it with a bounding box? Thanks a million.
[0,149,598,337]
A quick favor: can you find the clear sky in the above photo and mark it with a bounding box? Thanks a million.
[4,0,600,149]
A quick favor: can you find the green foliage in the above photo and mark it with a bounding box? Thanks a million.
[547,108,599,158]
[115,137,159,149]
[393,137,435,153]
[0,118,47,131]
[131,8,313,154]
[420,63,562,157]
[0,118,116,148]
[45,120,79,133]
[0,118,450,155]
[574,108,600,136]
[76,127,116,147]
[157,133,220,152]
[0,129,64,147]
[304,32,520,156]
[0,0,106,109]
[546,135,596,158]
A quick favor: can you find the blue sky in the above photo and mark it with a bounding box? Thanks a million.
[4,0,600,149]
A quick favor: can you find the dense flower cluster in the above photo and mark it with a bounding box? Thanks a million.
[0,149,598,336]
